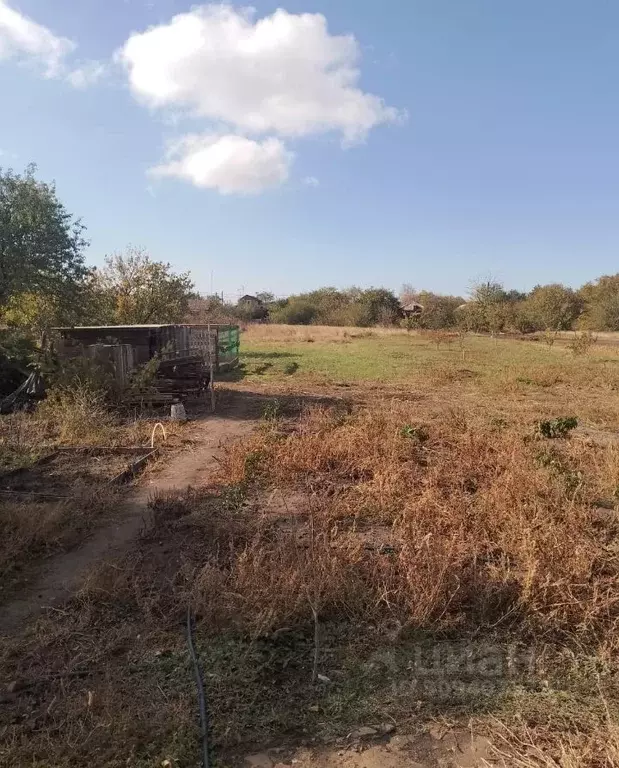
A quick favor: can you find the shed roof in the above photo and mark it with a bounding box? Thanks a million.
[53,325,175,331]
[238,294,262,304]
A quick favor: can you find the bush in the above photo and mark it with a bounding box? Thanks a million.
[270,299,318,325]
[268,287,401,327]
[568,331,597,356]
[535,416,578,439]
[37,380,114,444]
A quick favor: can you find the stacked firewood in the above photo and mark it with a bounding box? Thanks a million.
[125,355,209,405]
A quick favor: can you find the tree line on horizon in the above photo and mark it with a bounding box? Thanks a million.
[209,278,619,334]
[3,164,619,343]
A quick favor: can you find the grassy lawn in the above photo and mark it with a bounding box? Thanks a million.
[239,325,619,428]
[240,325,619,384]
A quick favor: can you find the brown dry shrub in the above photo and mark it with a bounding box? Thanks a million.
[205,403,619,642]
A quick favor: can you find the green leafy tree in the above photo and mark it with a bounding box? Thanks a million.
[352,288,401,327]
[2,292,67,334]
[410,291,464,329]
[0,164,88,309]
[578,275,619,330]
[463,279,523,333]
[270,298,318,325]
[519,284,581,331]
[94,247,194,324]
[470,279,508,307]
[256,291,275,304]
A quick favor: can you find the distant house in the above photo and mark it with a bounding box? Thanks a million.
[401,301,424,318]
[237,294,264,310]
[237,294,268,321]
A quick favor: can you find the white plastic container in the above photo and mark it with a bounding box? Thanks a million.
[170,402,187,421]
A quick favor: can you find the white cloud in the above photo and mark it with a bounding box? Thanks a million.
[303,176,320,188]
[0,0,74,77]
[0,1,105,88]
[116,4,401,144]
[66,60,107,89]
[150,134,293,194]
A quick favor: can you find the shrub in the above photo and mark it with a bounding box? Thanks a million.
[567,331,597,356]
[37,381,114,444]
[270,299,317,325]
[535,416,578,439]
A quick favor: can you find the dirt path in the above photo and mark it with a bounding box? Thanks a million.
[0,403,255,634]
[243,729,495,768]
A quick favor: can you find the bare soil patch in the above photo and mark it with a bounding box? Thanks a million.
[243,730,495,768]
[0,447,151,498]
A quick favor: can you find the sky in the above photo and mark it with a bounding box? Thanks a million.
[1,0,619,300]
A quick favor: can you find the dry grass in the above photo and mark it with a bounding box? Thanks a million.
[4,331,619,766]
[193,403,619,646]
[489,719,619,766]
[244,322,411,343]
[0,491,122,591]
[0,386,186,591]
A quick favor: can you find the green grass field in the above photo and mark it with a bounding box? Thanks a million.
[238,326,619,429]
[241,327,616,381]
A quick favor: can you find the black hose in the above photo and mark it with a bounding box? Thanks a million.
[186,606,210,768]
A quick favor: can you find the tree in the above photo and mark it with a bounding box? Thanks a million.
[519,284,581,331]
[353,288,401,327]
[2,292,70,334]
[0,164,88,309]
[413,291,464,329]
[400,283,417,305]
[578,275,619,331]
[256,291,275,304]
[464,279,524,333]
[94,247,194,324]
[270,298,317,325]
[469,279,508,306]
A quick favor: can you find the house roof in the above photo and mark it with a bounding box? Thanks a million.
[402,301,424,312]
[238,294,262,303]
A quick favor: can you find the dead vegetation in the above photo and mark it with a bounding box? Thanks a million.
[0,380,187,596]
[3,333,619,766]
[189,403,619,647]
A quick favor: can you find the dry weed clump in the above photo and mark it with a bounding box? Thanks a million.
[490,718,619,767]
[203,404,619,642]
[36,382,116,444]
[0,491,122,587]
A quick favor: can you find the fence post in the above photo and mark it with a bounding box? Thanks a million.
[207,323,216,413]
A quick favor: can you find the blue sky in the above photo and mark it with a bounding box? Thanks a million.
[1,0,619,299]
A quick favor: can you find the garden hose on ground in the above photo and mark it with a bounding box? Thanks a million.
[186,606,210,768]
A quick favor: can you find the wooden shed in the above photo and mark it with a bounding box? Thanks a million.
[52,324,240,402]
